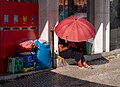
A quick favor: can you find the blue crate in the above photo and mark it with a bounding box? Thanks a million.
[18,52,37,68]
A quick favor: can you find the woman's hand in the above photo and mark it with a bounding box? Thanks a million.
[58,44,68,52]
[68,42,77,48]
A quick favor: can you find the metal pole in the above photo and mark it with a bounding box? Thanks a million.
[51,30,56,69]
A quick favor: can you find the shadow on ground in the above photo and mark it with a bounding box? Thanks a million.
[0,70,116,87]
[87,57,110,66]
[70,57,110,67]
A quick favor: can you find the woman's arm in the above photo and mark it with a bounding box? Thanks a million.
[58,44,68,52]
[68,42,77,48]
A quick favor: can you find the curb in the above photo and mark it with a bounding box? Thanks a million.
[0,68,53,81]
[85,49,120,61]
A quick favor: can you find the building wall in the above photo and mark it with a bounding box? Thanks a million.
[38,0,59,52]
[94,0,110,53]
[38,0,111,54]
[0,1,38,74]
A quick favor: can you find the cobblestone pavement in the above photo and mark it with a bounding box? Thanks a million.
[0,57,120,87]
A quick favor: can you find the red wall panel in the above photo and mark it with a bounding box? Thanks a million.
[0,30,38,74]
[0,1,38,27]
[0,1,39,74]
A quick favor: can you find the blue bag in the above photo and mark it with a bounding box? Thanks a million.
[34,40,52,70]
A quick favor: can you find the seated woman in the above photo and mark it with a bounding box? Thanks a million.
[58,38,92,68]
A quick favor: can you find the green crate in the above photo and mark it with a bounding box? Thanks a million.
[7,57,24,74]
[86,42,92,55]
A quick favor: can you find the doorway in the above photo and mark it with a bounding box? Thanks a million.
[110,0,120,50]
[58,0,88,22]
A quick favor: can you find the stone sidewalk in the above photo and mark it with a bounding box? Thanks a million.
[0,56,120,87]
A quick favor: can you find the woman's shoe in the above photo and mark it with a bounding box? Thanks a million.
[83,62,94,69]
[84,65,94,69]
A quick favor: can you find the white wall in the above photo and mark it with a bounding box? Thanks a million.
[94,0,110,53]
[38,0,59,52]
[38,0,49,42]
[47,0,59,52]
[38,0,110,54]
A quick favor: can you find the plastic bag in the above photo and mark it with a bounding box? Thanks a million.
[34,40,52,70]
[18,40,37,52]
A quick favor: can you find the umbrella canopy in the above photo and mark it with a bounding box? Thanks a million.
[54,16,96,42]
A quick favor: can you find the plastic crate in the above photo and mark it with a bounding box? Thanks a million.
[7,57,24,74]
[86,42,92,55]
[18,52,37,68]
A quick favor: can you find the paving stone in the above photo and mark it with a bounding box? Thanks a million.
[0,57,120,87]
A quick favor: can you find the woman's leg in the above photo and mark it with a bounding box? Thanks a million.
[73,51,91,68]
[73,51,85,67]
[77,59,84,67]
[83,61,92,68]
[59,49,74,58]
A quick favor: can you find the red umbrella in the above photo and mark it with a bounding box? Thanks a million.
[54,16,96,42]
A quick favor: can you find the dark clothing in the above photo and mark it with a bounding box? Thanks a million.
[59,49,85,62]
[58,38,85,63]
